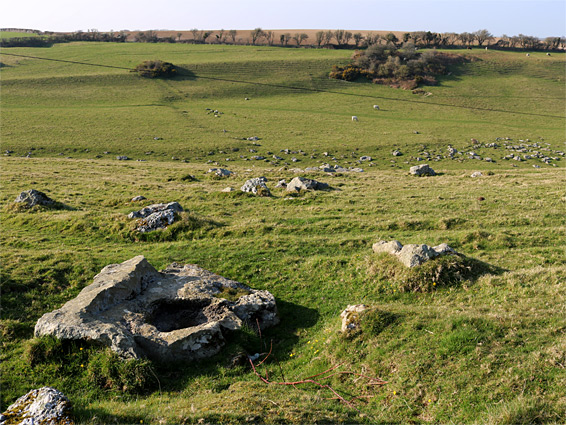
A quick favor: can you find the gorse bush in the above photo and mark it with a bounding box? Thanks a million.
[134,60,177,78]
[330,42,465,87]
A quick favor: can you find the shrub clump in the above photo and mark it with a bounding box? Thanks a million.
[330,42,465,88]
[367,252,496,293]
[135,60,177,78]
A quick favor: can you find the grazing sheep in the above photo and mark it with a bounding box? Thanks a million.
[352,116,358,121]
[373,105,380,110]
[526,53,530,57]
[546,52,551,56]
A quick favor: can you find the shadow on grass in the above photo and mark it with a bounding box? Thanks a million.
[367,252,506,293]
[151,299,319,392]
[6,201,76,212]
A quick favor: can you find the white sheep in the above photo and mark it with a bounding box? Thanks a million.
[352,116,358,121]
[373,105,380,110]
[526,53,530,57]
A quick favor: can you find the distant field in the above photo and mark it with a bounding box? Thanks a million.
[0,31,40,39]
[1,43,564,166]
[1,42,565,424]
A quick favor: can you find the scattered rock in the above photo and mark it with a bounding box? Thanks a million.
[470,171,483,178]
[116,156,129,160]
[360,156,372,162]
[286,177,329,192]
[1,387,73,425]
[14,189,55,208]
[128,202,184,232]
[222,187,235,192]
[241,177,270,196]
[409,164,436,176]
[34,256,279,361]
[340,304,368,333]
[397,244,438,267]
[372,240,403,255]
[392,150,402,156]
[373,240,457,268]
[131,195,146,202]
[432,243,456,255]
[208,168,233,178]
[128,202,183,219]
[275,180,287,188]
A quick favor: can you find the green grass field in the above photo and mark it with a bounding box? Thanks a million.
[0,31,40,39]
[1,42,565,424]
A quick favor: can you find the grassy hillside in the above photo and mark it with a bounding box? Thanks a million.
[1,42,565,424]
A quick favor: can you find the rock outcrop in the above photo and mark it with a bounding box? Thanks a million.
[409,164,436,176]
[0,387,74,425]
[286,177,329,192]
[14,189,55,208]
[372,240,457,268]
[128,202,184,233]
[34,256,279,361]
[241,177,270,196]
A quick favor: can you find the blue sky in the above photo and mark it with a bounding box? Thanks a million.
[2,0,564,38]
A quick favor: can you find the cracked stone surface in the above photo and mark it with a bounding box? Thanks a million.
[34,256,279,361]
[0,387,73,425]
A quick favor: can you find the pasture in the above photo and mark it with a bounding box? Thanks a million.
[1,42,565,424]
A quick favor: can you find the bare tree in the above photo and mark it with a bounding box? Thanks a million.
[177,32,183,42]
[457,32,473,47]
[385,32,399,46]
[353,32,364,47]
[334,29,345,46]
[228,30,237,44]
[216,29,225,43]
[442,32,458,46]
[280,33,291,46]
[343,31,353,45]
[473,29,493,47]
[292,32,308,46]
[543,36,561,50]
[324,30,334,46]
[264,30,275,46]
[251,28,265,45]
[366,32,380,46]
[315,31,325,47]
[190,28,200,41]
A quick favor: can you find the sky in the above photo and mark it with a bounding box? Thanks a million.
[2,0,565,38]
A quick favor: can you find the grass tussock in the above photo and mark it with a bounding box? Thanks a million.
[24,336,155,396]
[110,212,222,242]
[366,252,500,292]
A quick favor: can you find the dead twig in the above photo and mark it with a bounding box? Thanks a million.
[248,350,386,412]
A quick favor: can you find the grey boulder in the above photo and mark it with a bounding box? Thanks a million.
[14,189,55,208]
[286,177,329,192]
[372,240,403,255]
[397,244,439,267]
[0,387,73,425]
[34,256,279,361]
[128,202,184,232]
[410,164,436,176]
[241,177,270,195]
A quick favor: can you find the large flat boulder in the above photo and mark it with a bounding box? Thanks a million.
[35,256,279,361]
